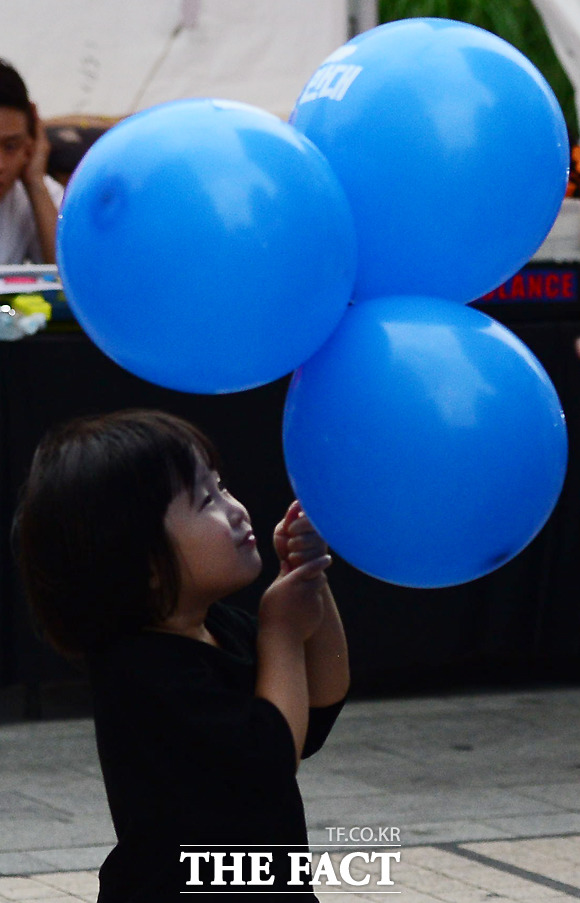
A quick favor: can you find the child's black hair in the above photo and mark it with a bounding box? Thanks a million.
[13,409,220,658]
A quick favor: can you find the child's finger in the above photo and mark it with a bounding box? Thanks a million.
[288,550,325,568]
[289,533,327,557]
[282,500,302,531]
[288,546,326,566]
[288,554,332,582]
[288,513,320,537]
[273,519,289,554]
[288,532,323,551]
[285,535,327,572]
[274,517,291,540]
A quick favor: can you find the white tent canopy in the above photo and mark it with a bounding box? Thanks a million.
[0,0,349,121]
[3,2,574,125]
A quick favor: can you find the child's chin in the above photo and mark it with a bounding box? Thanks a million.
[245,553,264,583]
[250,553,264,578]
[232,551,263,589]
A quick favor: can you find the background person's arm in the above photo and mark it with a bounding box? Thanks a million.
[21,105,59,263]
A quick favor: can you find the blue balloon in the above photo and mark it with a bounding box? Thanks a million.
[283,297,567,588]
[290,18,569,304]
[57,99,356,393]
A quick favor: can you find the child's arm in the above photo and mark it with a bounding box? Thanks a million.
[304,580,350,707]
[274,502,350,708]
[21,105,59,263]
[255,555,329,767]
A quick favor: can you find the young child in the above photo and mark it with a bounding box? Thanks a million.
[14,408,349,900]
[0,59,63,263]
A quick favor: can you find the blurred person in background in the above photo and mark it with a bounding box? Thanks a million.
[0,59,63,264]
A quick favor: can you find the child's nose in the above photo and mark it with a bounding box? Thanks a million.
[227,494,249,524]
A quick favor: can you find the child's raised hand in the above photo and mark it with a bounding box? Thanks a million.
[273,500,329,576]
[259,555,330,642]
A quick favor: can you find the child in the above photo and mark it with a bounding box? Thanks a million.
[0,59,63,263]
[14,408,349,900]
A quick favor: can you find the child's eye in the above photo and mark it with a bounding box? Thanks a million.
[199,477,227,509]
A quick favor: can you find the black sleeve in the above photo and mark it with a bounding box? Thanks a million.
[214,605,347,760]
[130,655,296,782]
[90,642,299,842]
[148,667,298,782]
[301,696,347,759]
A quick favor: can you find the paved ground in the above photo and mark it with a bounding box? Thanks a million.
[0,685,579,900]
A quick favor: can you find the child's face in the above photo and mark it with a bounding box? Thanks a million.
[163,461,263,610]
[0,107,32,200]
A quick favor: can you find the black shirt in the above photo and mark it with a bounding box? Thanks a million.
[88,602,344,901]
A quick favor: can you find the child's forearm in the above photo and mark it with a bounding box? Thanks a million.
[305,582,350,707]
[255,625,309,768]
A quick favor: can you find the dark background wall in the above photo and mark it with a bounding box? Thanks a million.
[1,288,579,716]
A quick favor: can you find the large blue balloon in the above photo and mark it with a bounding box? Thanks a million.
[290,18,569,304]
[57,99,356,393]
[283,297,567,588]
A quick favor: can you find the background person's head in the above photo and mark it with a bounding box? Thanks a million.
[0,59,35,200]
[13,409,220,658]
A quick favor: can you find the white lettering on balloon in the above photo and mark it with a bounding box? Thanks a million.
[298,64,363,105]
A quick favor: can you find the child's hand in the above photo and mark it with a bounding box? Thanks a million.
[259,555,329,642]
[273,500,329,576]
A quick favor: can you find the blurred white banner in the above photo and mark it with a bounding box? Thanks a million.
[0,0,348,120]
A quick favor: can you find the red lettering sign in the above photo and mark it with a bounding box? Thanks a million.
[479,269,578,303]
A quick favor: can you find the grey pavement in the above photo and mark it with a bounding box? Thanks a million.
[0,685,579,900]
